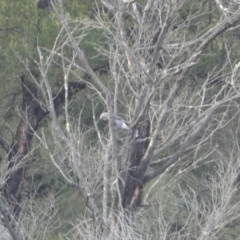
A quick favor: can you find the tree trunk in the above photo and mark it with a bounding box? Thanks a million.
[3,74,86,216]
[122,116,150,212]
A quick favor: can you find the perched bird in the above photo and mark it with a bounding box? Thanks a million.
[99,112,130,130]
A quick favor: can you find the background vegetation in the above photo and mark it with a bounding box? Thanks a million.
[1,0,240,239]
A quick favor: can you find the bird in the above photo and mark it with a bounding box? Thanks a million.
[99,112,130,130]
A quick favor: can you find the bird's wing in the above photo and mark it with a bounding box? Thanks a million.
[114,114,128,124]
[113,114,123,120]
[115,119,130,130]
[121,122,130,130]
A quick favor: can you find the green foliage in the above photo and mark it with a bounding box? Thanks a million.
[64,0,95,18]
[2,0,240,239]
[48,233,64,240]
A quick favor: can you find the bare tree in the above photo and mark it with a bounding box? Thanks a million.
[29,0,240,238]
[2,0,240,239]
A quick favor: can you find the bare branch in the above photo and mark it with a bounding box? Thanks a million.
[0,137,10,153]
